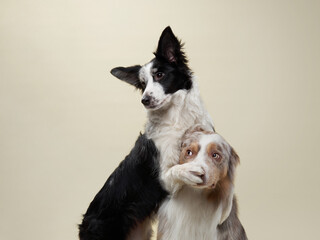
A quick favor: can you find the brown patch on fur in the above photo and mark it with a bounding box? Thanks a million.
[206,143,223,161]
[127,217,153,240]
[203,142,228,188]
[206,176,232,203]
[191,126,214,135]
[175,130,247,239]
[156,229,163,240]
[179,142,200,164]
[231,146,240,165]
[190,125,213,134]
[227,146,240,182]
[181,126,214,148]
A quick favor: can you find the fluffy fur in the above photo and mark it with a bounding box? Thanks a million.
[80,26,244,240]
[111,26,214,238]
[157,128,247,239]
[111,27,214,195]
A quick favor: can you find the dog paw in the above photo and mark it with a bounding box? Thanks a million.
[176,164,204,186]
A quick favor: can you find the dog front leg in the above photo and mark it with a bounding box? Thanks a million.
[161,162,204,195]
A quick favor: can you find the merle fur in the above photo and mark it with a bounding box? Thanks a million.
[218,197,248,239]
[79,134,168,240]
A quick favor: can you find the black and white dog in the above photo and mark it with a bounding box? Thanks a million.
[79,134,167,240]
[79,27,217,239]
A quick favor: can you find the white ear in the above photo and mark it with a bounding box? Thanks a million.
[219,187,234,225]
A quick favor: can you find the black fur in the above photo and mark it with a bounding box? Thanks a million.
[80,26,191,240]
[151,57,192,94]
[110,65,142,90]
[110,26,193,94]
[153,26,192,93]
[154,26,189,67]
[79,134,168,240]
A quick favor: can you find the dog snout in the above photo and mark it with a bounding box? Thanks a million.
[190,167,205,182]
[141,95,151,106]
[197,172,205,183]
[199,173,205,182]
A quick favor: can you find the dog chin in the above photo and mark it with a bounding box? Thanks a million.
[145,97,171,111]
[196,182,216,190]
[145,105,161,111]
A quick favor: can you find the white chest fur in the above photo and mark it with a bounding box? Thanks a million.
[144,82,216,239]
[157,187,226,240]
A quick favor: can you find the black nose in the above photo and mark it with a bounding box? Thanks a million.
[141,95,151,106]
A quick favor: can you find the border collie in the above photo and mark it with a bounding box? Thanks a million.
[111,27,214,194]
[79,134,167,240]
[157,127,247,239]
[79,26,215,239]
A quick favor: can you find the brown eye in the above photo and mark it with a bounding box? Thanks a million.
[154,72,165,81]
[186,150,193,156]
[212,153,220,161]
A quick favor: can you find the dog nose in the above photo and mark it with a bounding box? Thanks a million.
[199,173,205,182]
[190,170,205,183]
[198,167,206,182]
[141,95,151,106]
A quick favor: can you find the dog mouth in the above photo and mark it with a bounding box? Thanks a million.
[196,182,216,189]
[144,97,169,110]
[144,104,158,110]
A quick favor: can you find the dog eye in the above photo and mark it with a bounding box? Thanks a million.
[186,150,193,156]
[154,72,165,81]
[212,153,220,160]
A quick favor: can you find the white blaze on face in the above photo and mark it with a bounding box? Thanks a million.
[191,133,228,187]
[193,134,216,174]
[139,61,170,110]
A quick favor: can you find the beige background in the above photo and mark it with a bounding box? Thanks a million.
[1,0,320,239]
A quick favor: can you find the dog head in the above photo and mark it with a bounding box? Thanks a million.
[110,26,192,110]
[179,128,240,189]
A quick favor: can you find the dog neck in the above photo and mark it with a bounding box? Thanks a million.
[204,177,235,225]
[181,176,234,226]
[145,80,214,140]
[157,178,234,240]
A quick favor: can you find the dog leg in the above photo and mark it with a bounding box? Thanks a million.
[163,163,204,194]
[126,217,153,240]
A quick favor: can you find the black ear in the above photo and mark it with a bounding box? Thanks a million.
[155,26,187,64]
[110,65,142,89]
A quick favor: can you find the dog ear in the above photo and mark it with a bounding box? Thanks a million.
[155,26,187,64]
[110,65,142,89]
[230,147,240,166]
[227,146,240,182]
[230,146,240,166]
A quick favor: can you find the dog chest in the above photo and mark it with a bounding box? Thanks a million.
[158,187,223,240]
